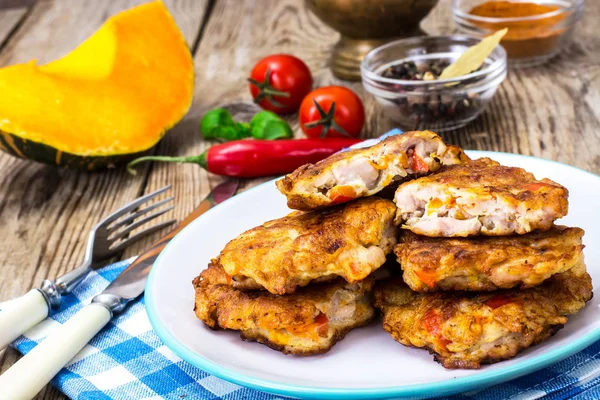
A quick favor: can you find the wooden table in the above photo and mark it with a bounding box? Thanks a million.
[0,1,598,398]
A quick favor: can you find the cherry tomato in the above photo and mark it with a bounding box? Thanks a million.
[299,86,365,138]
[248,54,313,114]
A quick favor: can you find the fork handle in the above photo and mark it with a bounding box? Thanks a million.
[0,303,111,398]
[0,289,49,350]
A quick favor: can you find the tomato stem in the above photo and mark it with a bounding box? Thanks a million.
[303,99,351,138]
[248,67,290,108]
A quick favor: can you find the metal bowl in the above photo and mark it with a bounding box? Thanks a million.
[306,0,439,80]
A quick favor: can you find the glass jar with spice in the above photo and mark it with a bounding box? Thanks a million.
[361,35,507,131]
[453,0,584,66]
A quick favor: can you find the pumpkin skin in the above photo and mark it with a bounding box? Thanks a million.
[0,0,194,170]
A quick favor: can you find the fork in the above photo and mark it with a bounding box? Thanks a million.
[0,186,176,350]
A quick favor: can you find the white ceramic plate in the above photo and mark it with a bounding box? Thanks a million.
[146,150,600,399]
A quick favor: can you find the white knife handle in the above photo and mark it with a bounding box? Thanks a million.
[0,289,49,350]
[0,303,111,399]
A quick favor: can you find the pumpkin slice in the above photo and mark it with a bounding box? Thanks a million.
[0,0,194,169]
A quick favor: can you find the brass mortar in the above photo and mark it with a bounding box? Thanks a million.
[306,0,439,80]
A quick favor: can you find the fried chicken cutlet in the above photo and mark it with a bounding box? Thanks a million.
[396,226,584,292]
[374,261,592,369]
[214,197,397,295]
[193,264,375,355]
[394,158,569,237]
[276,131,468,211]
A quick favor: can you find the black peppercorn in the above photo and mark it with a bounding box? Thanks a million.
[379,60,482,129]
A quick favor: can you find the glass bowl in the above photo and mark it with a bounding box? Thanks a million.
[361,35,507,132]
[453,0,584,67]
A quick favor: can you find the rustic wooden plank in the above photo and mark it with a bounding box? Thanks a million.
[0,1,209,399]
[0,1,39,392]
[0,7,27,44]
[0,1,598,400]
[421,0,456,36]
[0,0,36,10]
[395,1,600,175]
[130,0,600,268]
[437,1,600,174]
[124,0,344,258]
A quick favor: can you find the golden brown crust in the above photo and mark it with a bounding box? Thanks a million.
[442,145,471,165]
[395,226,585,292]
[374,262,593,369]
[193,264,375,355]
[277,146,365,194]
[394,158,569,236]
[276,131,466,211]
[214,197,398,295]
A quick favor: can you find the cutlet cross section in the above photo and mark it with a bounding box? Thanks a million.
[394,158,569,237]
[276,131,468,211]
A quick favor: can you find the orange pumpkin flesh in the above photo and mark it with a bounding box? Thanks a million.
[0,0,194,169]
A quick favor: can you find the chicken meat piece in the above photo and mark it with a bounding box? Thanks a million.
[193,264,375,355]
[396,226,584,292]
[276,131,468,211]
[374,261,593,369]
[443,145,471,165]
[394,158,569,237]
[213,197,398,295]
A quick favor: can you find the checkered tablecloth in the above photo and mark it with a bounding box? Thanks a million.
[3,129,600,399]
[4,258,600,400]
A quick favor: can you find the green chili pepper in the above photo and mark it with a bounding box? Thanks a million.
[249,111,293,140]
[201,108,249,141]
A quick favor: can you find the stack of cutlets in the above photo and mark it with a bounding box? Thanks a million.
[192,131,593,366]
[377,157,592,369]
[193,131,465,355]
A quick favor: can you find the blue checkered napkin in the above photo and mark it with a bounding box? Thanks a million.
[5,258,600,400]
[8,260,280,400]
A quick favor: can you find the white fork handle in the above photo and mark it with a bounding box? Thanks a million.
[0,303,111,399]
[0,289,49,350]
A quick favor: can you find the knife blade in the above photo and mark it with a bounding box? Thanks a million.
[0,180,239,399]
[101,180,239,307]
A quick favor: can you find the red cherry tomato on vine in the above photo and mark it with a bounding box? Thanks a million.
[248,54,313,114]
[299,86,365,138]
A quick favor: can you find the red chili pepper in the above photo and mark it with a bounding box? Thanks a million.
[415,269,437,288]
[126,138,362,178]
[523,182,551,191]
[408,148,429,172]
[314,313,329,325]
[484,294,513,309]
[327,185,357,204]
[423,310,451,349]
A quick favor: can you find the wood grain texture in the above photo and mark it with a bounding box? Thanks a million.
[127,0,600,261]
[0,7,28,44]
[0,5,35,390]
[0,0,598,399]
[124,0,350,258]
[0,1,209,399]
[423,1,600,173]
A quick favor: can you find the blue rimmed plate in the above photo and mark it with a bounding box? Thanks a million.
[146,149,600,399]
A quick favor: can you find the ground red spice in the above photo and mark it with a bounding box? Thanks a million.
[468,1,567,60]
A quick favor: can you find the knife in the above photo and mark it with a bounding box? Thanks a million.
[0,180,239,399]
